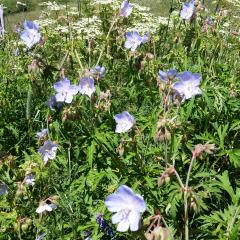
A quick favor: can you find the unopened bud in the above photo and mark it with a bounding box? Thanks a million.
[153,226,170,240]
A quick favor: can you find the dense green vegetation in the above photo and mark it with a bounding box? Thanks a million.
[1,0,240,239]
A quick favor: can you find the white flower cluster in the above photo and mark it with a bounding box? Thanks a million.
[67,7,79,16]
[35,18,57,27]
[128,14,171,34]
[125,2,172,34]
[91,0,120,10]
[225,0,240,7]
[72,16,103,38]
[39,1,65,11]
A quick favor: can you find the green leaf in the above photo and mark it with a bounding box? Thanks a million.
[226,149,240,168]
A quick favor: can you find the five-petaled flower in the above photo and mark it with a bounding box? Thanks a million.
[173,71,202,102]
[36,128,48,140]
[120,0,133,18]
[38,140,58,164]
[124,31,149,52]
[105,185,146,232]
[54,78,79,104]
[78,76,96,98]
[90,66,106,79]
[158,69,177,83]
[180,0,195,20]
[20,20,41,48]
[114,111,135,133]
[24,173,35,186]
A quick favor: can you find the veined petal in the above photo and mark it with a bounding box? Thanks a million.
[112,211,123,224]
[105,194,129,212]
[116,218,130,232]
[129,210,141,231]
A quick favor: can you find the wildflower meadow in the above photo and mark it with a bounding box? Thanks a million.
[0,0,240,239]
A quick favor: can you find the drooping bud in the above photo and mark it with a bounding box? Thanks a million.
[192,143,215,158]
[158,167,175,187]
[152,226,170,240]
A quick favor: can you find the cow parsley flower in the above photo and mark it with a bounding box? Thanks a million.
[158,69,177,82]
[180,0,195,20]
[78,77,96,98]
[54,78,79,104]
[36,203,57,214]
[121,0,133,18]
[124,31,149,52]
[105,185,146,232]
[173,71,202,101]
[36,129,48,140]
[24,173,35,186]
[114,111,135,133]
[90,66,106,79]
[38,140,58,164]
[20,20,41,48]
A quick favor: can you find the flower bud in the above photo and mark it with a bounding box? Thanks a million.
[153,226,170,240]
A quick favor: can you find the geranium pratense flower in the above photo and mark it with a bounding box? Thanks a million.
[35,233,46,240]
[173,71,202,101]
[120,0,133,18]
[124,31,149,52]
[158,69,177,83]
[114,111,135,133]
[0,5,5,37]
[36,128,48,140]
[0,182,8,195]
[78,76,96,98]
[180,0,195,20]
[46,95,63,111]
[36,202,57,214]
[38,140,58,164]
[54,78,78,103]
[24,173,35,186]
[90,66,106,79]
[105,185,146,232]
[20,20,41,48]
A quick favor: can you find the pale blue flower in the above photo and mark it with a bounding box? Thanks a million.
[121,0,133,18]
[90,66,106,79]
[207,16,214,26]
[158,69,177,82]
[36,203,57,213]
[114,111,135,133]
[54,78,79,103]
[105,185,146,232]
[24,173,35,186]
[15,48,20,56]
[20,20,41,48]
[180,0,195,20]
[173,71,202,101]
[35,233,46,240]
[0,182,8,196]
[78,77,96,98]
[124,31,149,52]
[38,140,58,164]
[36,128,48,140]
[46,95,63,111]
[0,5,5,37]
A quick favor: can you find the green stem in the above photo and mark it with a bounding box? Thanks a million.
[96,15,118,66]
[184,156,195,240]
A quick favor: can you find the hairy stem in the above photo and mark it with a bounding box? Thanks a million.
[184,156,195,240]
